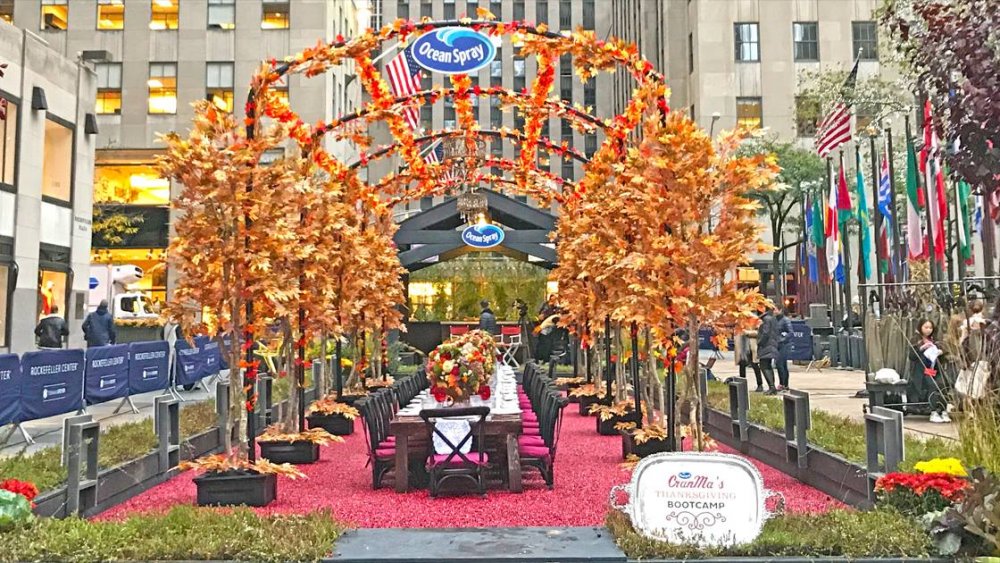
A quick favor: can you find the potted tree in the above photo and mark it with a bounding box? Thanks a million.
[305,395,360,435]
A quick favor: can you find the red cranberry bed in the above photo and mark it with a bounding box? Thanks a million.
[97,408,843,527]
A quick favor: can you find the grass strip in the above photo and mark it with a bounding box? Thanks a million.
[607,508,932,559]
[705,382,960,470]
[0,505,343,562]
[0,400,218,493]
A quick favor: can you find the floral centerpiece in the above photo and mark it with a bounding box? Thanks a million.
[426,330,497,403]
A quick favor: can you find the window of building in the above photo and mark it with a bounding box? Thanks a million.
[561,120,572,141]
[584,82,595,108]
[793,22,819,61]
[444,0,455,20]
[541,120,550,140]
[38,268,67,321]
[94,164,171,205]
[150,0,178,30]
[42,119,73,203]
[0,98,17,188]
[148,62,177,114]
[490,48,502,81]
[734,22,760,62]
[398,1,408,20]
[559,0,571,29]
[420,103,432,129]
[688,33,694,73]
[490,1,501,19]
[272,86,289,106]
[490,97,502,128]
[585,134,596,158]
[444,97,455,129]
[421,0,433,19]
[561,158,574,181]
[97,0,124,30]
[513,0,524,21]
[41,0,68,31]
[536,0,547,25]
[0,263,9,347]
[96,63,123,115]
[0,0,12,24]
[208,0,236,30]
[262,0,290,29]
[853,21,878,60]
[736,97,763,129]
[582,0,594,30]
[206,62,234,112]
[795,96,820,137]
[855,105,876,134]
[560,76,572,103]
[464,1,476,18]
[513,57,525,78]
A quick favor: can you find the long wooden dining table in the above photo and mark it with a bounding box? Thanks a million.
[389,365,525,493]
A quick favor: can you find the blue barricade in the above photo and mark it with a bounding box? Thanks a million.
[128,340,170,394]
[197,336,222,378]
[786,321,814,361]
[0,354,20,426]
[19,349,85,421]
[698,328,734,351]
[174,338,204,386]
[84,344,131,405]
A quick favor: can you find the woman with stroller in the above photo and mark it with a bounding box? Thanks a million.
[908,319,950,423]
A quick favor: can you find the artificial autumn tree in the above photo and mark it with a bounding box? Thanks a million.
[160,101,308,492]
[620,112,778,450]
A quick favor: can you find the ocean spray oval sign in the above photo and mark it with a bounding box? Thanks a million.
[410,27,496,75]
[462,224,505,249]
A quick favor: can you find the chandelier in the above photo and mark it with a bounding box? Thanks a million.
[441,136,489,223]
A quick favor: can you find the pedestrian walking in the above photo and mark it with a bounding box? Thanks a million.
[478,299,499,335]
[775,306,793,390]
[34,305,68,349]
[755,308,779,395]
[735,319,763,391]
[82,299,116,347]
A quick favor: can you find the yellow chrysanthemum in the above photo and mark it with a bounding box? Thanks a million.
[913,457,967,477]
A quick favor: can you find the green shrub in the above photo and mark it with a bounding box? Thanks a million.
[0,400,217,493]
[0,505,343,562]
[607,508,932,559]
[705,382,960,469]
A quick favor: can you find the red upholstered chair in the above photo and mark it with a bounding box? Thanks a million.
[519,392,568,489]
[449,325,470,337]
[420,406,491,498]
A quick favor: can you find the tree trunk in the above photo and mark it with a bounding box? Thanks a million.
[686,317,705,451]
[772,219,783,300]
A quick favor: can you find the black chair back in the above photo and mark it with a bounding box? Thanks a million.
[419,406,490,466]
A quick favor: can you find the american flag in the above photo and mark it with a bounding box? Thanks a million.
[814,58,859,158]
[417,142,461,183]
[386,45,423,130]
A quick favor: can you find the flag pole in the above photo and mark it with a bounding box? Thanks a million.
[917,108,940,283]
[839,150,854,333]
[885,124,903,280]
[827,157,840,335]
[869,134,884,301]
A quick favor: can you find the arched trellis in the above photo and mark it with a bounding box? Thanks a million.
[246,17,669,209]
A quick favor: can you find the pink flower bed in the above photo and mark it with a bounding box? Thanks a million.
[98,408,843,527]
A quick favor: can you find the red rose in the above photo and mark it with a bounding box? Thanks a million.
[451,366,460,376]
[431,387,447,402]
[442,352,451,360]
[478,386,491,400]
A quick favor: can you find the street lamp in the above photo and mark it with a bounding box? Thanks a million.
[709,111,721,136]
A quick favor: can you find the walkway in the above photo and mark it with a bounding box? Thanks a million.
[98,404,842,526]
[709,352,959,440]
[0,381,217,459]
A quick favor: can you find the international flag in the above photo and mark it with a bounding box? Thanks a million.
[920,99,947,262]
[422,142,461,183]
[877,143,896,277]
[855,150,872,281]
[836,159,853,225]
[825,166,844,283]
[386,45,423,130]
[958,178,973,263]
[905,133,925,259]
[805,194,819,283]
[814,58,859,158]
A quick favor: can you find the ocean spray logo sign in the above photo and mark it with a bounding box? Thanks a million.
[462,224,505,249]
[410,27,496,75]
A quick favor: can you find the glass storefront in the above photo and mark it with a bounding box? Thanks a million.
[38,268,67,319]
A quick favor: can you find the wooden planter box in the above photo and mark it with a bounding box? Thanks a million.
[578,395,602,416]
[306,413,355,436]
[258,440,321,465]
[596,411,634,436]
[194,471,277,507]
[621,430,673,459]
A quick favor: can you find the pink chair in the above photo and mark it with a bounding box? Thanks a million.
[449,325,469,337]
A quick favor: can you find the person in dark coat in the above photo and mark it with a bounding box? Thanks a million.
[755,309,779,395]
[82,299,116,347]
[774,307,793,390]
[478,300,499,335]
[35,305,69,348]
[908,319,949,423]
